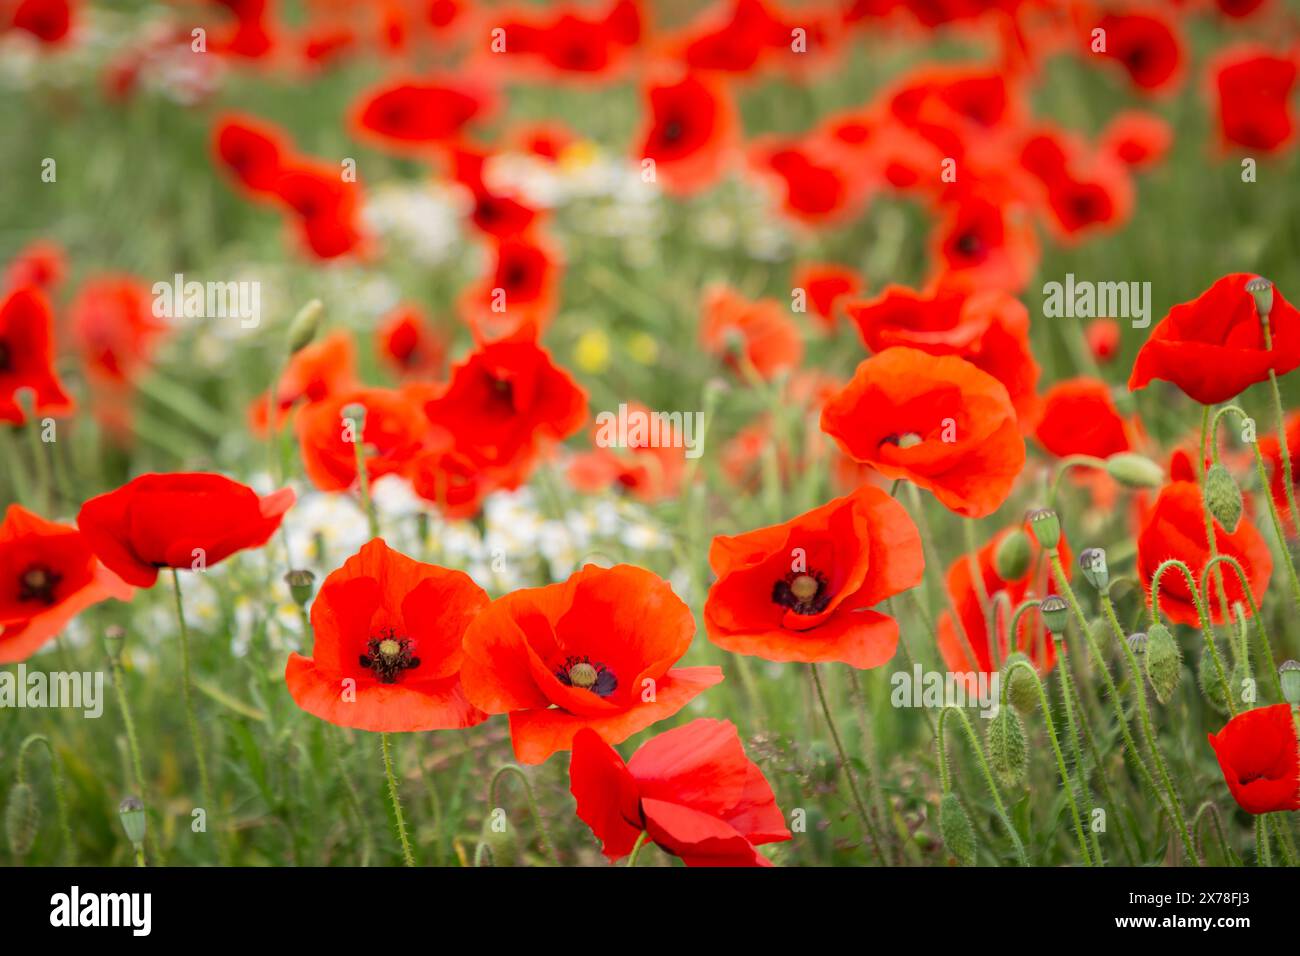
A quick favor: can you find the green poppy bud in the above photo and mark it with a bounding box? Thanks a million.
[994,529,1032,581]
[1144,622,1181,704]
[1245,276,1273,321]
[1026,508,1060,549]
[939,792,976,866]
[476,810,519,867]
[286,299,324,355]
[6,782,37,857]
[1279,660,1300,707]
[987,708,1027,789]
[1203,463,1243,534]
[1198,645,1228,714]
[118,796,147,847]
[283,569,316,607]
[1077,548,1109,591]
[1003,652,1039,714]
[104,625,126,667]
[1039,595,1069,636]
[1105,452,1164,489]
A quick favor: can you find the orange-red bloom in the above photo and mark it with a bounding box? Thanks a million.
[249,329,359,434]
[637,73,736,195]
[699,284,803,381]
[0,505,132,664]
[1212,47,1298,153]
[793,263,860,331]
[0,286,74,425]
[296,386,429,492]
[822,348,1025,517]
[1137,481,1271,626]
[285,538,488,732]
[570,719,791,866]
[1208,703,1300,814]
[1034,378,1134,459]
[376,303,445,380]
[1260,411,1300,535]
[350,77,492,152]
[461,564,723,764]
[705,486,923,668]
[1129,274,1300,405]
[77,473,294,588]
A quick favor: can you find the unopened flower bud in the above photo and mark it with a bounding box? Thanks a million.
[1105,452,1164,489]
[1077,547,1109,591]
[994,529,1032,581]
[939,792,976,866]
[119,796,147,847]
[987,708,1027,789]
[1003,652,1038,714]
[1203,463,1243,534]
[1026,508,1060,549]
[283,569,316,607]
[5,782,37,857]
[1199,645,1228,714]
[1039,595,1069,636]
[104,625,126,666]
[286,299,324,355]
[1279,660,1300,707]
[1245,276,1273,321]
[476,811,518,866]
[1144,622,1181,704]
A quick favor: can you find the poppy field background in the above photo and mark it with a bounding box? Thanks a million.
[2,0,1300,868]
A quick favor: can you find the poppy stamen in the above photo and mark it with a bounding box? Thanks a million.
[773,570,831,616]
[359,627,421,684]
[18,564,61,605]
[880,432,923,450]
[555,655,617,697]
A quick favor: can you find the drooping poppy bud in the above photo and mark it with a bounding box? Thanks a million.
[104,625,126,667]
[476,811,519,866]
[987,708,1027,789]
[5,783,37,857]
[286,299,324,355]
[1203,463,1243,533]
[1200,644,1229,714]
[994,528,1032,581]
[1145,622,1181,703]
[1003,652,1038,714]
[939,792,976,866]
[1106,452,1164,488]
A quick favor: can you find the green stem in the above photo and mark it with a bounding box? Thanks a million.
[935,707,1029,866]
[1269,814,1297,867]
[380,732,415,867]
[1198,405,1232,623]
[348,410,380,539]
[1192,801,1238,866]
[170,569,221,864]
[1256,815,1272,867]
[810,663,886,863]
[1201,554,1283,702]
[1150,558,1234,716]
[1047,455,1109,508]
[626,830,650,867]
[489,764,562,866]
[1049,630,1104,865]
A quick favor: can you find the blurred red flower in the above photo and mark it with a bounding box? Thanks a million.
[77,472,294,588]
[296,386,428,491]
[638,73,736,195]
[376,303,445,380]
[699,284,804,381]
[1208,703,1300,814]
[0,286,75,425]
[704,485,923,668]
[566,402,686,503]
[1086,318,1121,364]
[10,0,73,44]
[273,158,366,259]
[1095,11,1184,93]
[570,719,791,866]
[285,538,489,732]
[1129,273,1300,404]
[1101,111,1173,169]
[458,233,560,340]
[1034,377,1134,458]
[461,564,723,764]
[822,347,1025,517]
[351,77,491,150]
[793,263,861,331]
[1259,411,1300,535]
[249,329,359,434]
[4,240,65,294]
[0,505,132,664]
[1211,47,1298,153]
[213,113,288,201]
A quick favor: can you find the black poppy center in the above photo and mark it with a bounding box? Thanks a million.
[555,655,617,697]
[953,231,983,258]
[773,570,831,616]
[0,340,11,372]
[660,118,686,144]
[359,628,421,684]
[19,564,61,606]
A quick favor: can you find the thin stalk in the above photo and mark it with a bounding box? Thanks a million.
[935,707,1029,866]
[380,732,415,867]
[170,569,221,864]
[626,830,650,867]
[1201,554,1283,702]
[809,663,885,862]
[489,764,562,866]
[1150,558,1234,716]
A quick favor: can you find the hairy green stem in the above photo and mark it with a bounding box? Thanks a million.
[935,707,1029,866]
[810,663,886,863]
[380,732,415,867]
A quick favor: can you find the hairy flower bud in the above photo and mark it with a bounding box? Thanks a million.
[1199,645,1228,714]
[287,299,324,355]
[118,796,147,847]
[939,792,976,866]
[1002,652,1038,714]
[5,782,37,857]
[1144,622,1181,704]
[993,529,1032,581]
[987,708,1027,789]
[1105,452,1164,489]
[1203,463,1243,534]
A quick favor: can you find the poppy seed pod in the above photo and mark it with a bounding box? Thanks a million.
[286,298,324,355]
[1038,595,1069,636]
[1144,623,1181,704]
[5,782,37,857]
[1203,463,1243,534]
[1105,452,1164,488]
[1003,652,1039,713]
[283,569,316,607]
[1127,632,1148,655]
[987,708,1027,789]
[1026,508,1060,549]
[994,528,1032,581]
[939,792,976,866]
[1078,547,1109,591]
[1245,275,1273,321]
[1279,660,1300,707]
[118,796,147,847]
[104,625,126,667]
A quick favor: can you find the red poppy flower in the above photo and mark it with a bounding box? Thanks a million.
[249,329,359,434]
[213,113,288,201]
[296,386,429,492]
[491,0,641,80]
[1086,318,1121,364]
[1035,378,1134,459]
[11,0,73,43]
[273,158,366,259]
[704,485,923,668]
[408,440,493,520]
[566,403,686,503]
[423,329,587,488]
[458,234,560,341]
[846,284,1040,427]
[0,286,74,425]
[822,347,1026,517]
[351,77,491,151]
[77,472,295,588]
[638,73,737,196]
[1095,11,1183,93]
[570,719,791,866]
[929,195,1038,294]
[461,564,724,765]
[1260,411,1300,535]
[1212,47,1298,153]
[699,285,804,381]
[0,506,133,664]
[748,139,861,224]
[69,275,164,388]
[1101,110,1173,169]
[376,303,444,379]
[1129,273,1300,405]
[794,263,861,331]
[1136,481,1271,627]
[936,523,1071,676]
[285,538,488,732]
[4,240,65,294]
[448,150,541,240]
[1208,703,1300,814]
